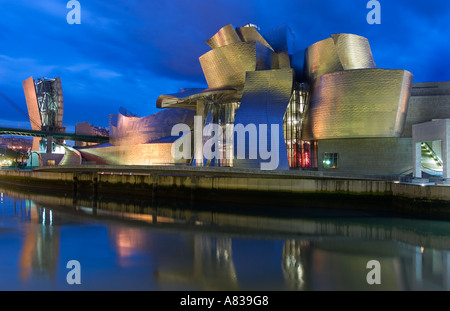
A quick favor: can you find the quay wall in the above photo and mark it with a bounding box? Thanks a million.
[0,166,449,217]
[0,167,397,195]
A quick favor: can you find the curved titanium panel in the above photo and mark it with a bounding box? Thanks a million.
[157,88,241,109]
[302,69,413,140]
[331,34,376,70]
[304,37,343,81]
[236,26,273,50]
[233,69,294,170]
[304,34,377,81]
[110,108,195,146]
[22,76,41,131]
[23,76,42,151]
[271,52,291,69]
[156,88,206,109]
[206,24,242,49]
[199,41,273,89]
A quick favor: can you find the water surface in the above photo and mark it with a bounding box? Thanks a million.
[1,188,450,291]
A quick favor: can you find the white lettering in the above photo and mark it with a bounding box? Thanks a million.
[366,260,381,284]
[66,260,81,285]
[171,123,191,160]
[171,121,281,170]
[66,0,81,24]
[366,0,381,25]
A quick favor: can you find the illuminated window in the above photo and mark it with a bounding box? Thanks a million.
[283,83,309,168]
[47,160,56,166]
[323,153,338,169]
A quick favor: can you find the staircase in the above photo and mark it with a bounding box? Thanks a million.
[421,142,443,175]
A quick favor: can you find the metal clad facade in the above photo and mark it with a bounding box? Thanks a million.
[110,108,195,146]
[304,34,377,81]
[22,76,41,131]
[233,69,294,170]
[304,37,343,81]
[199,41,273,89]
[206,24,242,49]
[331,34,376,70]
[302,69,413,140]
[236,26,273,50]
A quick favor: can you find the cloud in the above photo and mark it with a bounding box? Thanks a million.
[0,0,449,130]
[0,55,58,84]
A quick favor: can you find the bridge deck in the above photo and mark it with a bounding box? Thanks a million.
[0,126,109,143]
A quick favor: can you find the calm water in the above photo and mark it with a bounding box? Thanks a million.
[1,187,450,291]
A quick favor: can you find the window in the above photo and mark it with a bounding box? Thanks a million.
[323,153,338,169]
[283,83,309,168]
[47,160,56,166]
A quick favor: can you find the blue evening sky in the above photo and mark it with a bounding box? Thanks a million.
[0,0,449,130]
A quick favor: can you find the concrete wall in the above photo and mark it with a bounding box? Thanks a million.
[403,82,450,137]
[0,168,394,197]
[2,167,450,213]
[317,137,413,175]
[40,153,64,166]
[412,119,450,178]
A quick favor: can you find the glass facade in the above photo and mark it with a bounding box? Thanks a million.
[34,77,64,133]
[283,83,317,169]
[300,140,318,169]
[203,100,240,167]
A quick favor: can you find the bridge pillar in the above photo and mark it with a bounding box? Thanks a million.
[46,135,53,154]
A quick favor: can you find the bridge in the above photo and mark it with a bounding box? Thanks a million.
[0,126,110,143]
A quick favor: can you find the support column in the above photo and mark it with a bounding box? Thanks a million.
[46,136,53,154]
[224,103,236,167]
[443,124,450,179]
[193,100,205,167]
[413,141,422,179]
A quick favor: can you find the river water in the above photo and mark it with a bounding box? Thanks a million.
[1,186,450,291]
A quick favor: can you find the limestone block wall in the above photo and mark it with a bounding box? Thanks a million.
[317,137,413,175]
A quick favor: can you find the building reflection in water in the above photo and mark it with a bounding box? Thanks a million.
[281,239,450,290]
[108,225,238,290]
[282,240,307,290]
[191,235,238,290]
[112,227,149,260]
[107,222,450,290]
[408,246,450,291]
[18,200,59,283]
[4,188,450,290]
